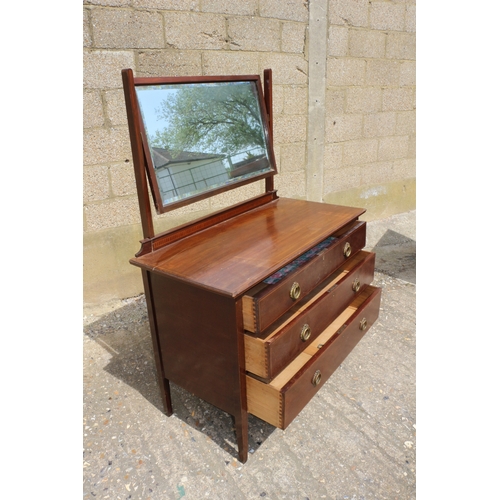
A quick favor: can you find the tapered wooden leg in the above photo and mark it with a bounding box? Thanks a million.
[142,270,173,415]
[235,410,249,463]
[160,377,173,416]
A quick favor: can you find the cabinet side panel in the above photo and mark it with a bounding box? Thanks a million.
[150,273,243,416]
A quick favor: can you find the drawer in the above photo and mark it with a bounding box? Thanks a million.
[246,285,381,429]
[242,220,366,334]
[244,250,375,381]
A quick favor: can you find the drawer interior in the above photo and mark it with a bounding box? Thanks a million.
[246,285,381,428]
[242,220,366,333]
[244,250,375,380]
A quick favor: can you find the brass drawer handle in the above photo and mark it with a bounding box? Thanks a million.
[300,324,311,342]
[312,370,322,387]
[359,317,368,331]
[290,282,301,300]
[343,242,352,258]
[352,278,361,292]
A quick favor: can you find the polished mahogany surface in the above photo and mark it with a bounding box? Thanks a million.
[130,197,365,297]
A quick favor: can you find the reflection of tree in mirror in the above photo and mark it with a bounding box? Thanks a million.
[150,83,266,159]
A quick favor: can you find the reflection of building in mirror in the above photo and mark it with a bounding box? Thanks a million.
[135,80,275,207]
[152,146,269,204]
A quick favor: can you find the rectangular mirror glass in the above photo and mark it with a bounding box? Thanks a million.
[135,77,276,212]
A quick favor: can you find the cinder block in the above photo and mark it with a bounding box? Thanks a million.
[271,84,285,115]
[260,0,309,22]
[363,111,397,138]
[408,134,416,159]
[84,127,132,166]
[84,91,105,129]
[283,86,308,115]
[396,110,416,135]
[406,4,416,33]
[85,0,130,6]
[360,161,394,185]
[84,50,135,89]
[110,162,137,197]
[209,181,264,209]
[328,26,349,57]
[137,49,202,76]
[366,59,400,86]
[132,0,199,11]
[323,143,343,169]
[393,158,416,180]
[91,8,164,48]
[345,86,382,113]
[83,9,92,48]
[329,0,369,28]
[275,170,306,198]
[400,60,416,86]
[349,29,385,58]
[84,197,141,232]
[325,89,345,115]
[370,2,406,31]
[84,165,110,203]
[378,135,409,161]
[386,32,416,60]
[343,138,378,166]
[260,53,308,84]
[282,22,306,54]
[228,16,280,52]
[327,57,365,86]
[202,51,259,76]
[104,89,129,126]
[201,0,257,15]
[163,12,226,50]
[274,114,307,144]
[324,165,361,192]
[325,114,363,143]
[280,143,306,172]
[382,87,415,111]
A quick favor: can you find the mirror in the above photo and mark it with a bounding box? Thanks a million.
[135,77,276,212]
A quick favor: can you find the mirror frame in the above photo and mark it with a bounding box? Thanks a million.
[130,74,277,214]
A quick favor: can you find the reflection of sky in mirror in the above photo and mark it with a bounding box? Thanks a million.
[136,86,178,142]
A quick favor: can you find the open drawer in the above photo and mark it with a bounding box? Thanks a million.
[244,250,376,381]
[246,285,381,429]
[242,220,367,334]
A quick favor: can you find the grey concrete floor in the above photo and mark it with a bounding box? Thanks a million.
[83,210,416,500]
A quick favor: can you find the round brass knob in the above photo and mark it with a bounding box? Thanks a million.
[352,278,361,292]
[290,282,301,300]
[343,242,352,258]
[359,317,368,331]
[300,324,311,342]
[312,370,322,387]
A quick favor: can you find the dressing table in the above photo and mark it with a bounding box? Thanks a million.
[121,69,381,463]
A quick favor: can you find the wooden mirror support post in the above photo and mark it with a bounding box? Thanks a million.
[121,68,381,463]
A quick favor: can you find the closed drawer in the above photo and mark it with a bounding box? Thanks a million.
[244,250,375,381]
[242,220,366,334]
[246,285,381,429]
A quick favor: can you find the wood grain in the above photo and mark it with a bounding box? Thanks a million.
[131,198,365,298]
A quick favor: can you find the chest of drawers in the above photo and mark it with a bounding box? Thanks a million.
[121,68,381,463]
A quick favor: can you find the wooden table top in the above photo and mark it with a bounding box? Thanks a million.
[131,198,365,297]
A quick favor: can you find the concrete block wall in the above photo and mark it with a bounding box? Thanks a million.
[83,0,416,305]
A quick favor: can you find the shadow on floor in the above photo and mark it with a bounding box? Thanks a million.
[371,229,416,284]
[83,298,274,460]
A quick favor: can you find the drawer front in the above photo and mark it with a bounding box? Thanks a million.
[244,251,375,381]
[243,221,366,334]
[246,285,381,429]
[266,251,375,380]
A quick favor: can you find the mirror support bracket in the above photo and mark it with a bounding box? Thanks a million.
[122,68,156,239]
[263,68,274,194]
